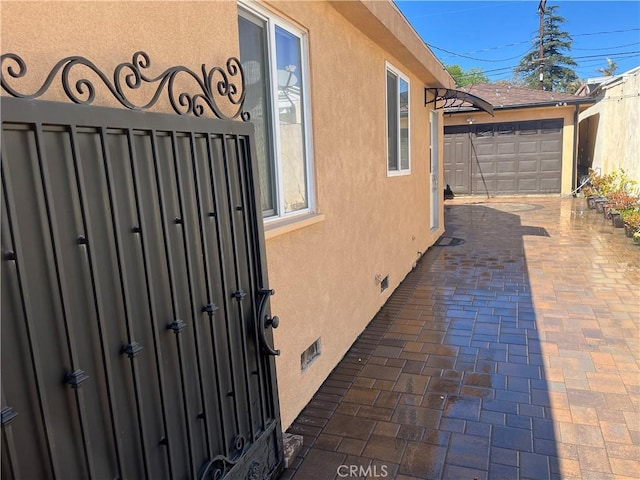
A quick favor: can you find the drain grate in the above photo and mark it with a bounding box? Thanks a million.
[521,226,550,237]
[434,236,465,247]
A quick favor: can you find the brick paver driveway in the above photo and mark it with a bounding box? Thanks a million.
[283,197,639,480]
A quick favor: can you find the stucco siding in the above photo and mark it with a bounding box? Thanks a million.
[0,1,239,110]
[1,0,445,431]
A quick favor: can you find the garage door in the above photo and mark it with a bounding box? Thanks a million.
[444,119,563,195]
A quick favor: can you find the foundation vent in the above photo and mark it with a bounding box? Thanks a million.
[380,275,389,293]
[301,338,321,371]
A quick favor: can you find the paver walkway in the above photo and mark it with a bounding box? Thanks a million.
[282,197,639,480]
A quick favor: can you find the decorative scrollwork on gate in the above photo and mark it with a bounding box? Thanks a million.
[1,51,249,120]
[198,435,249,480]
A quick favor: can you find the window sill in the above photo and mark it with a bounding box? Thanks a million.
[264,212,325,240]
[387,170,411,177]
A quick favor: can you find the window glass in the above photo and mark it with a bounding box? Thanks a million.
[497,123,515,135]
[541,119,563,133]
[238,14,276,214]
[518,121,539,135]
[386,70,398,171]
[476,125,494,137]
[399,78,409,170]
[238,5,312,219]
[275,26,308,213]
[386,65,410,174]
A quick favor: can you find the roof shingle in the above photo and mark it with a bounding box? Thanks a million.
[457,83,585,109]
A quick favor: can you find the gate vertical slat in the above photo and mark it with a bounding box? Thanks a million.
[176,131,215,462]
[1,148,59,479]
[220,134,256,444]
[233,136,268,430]
[210,134,244,446]
[201,134,229,456]
[34,122,97,479]
[187,131,225,458]
[126,128,174,479]
[127,129,176,478]
[167,131,198,479]
[148,129,185,478]
[204,133,238,459]
[98,126,151,480]
[68,125,124,478]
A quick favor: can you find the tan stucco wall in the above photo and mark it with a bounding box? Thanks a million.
[260,1,443,428]
[2,1,446,430]
[445,106,579,195]
[0,1,239,110]
[579,72,640,183]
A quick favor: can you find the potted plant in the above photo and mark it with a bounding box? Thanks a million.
[582,185,598,209]
[583,168,609,209]
[621,209,640,237]
[634,230,640,246]
[623,210,640,238]
[607,191,639,228]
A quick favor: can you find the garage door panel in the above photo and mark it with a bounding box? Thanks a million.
[476,158,497,172]
[541,139,561,152]
[497,143,516,154]
[518,141,538,154]
[476,144,495,156]
[540,176,561,190]
[496,178,517,192]
[541,158,561,173]
[518,159,539,173]
[472,177,496,192]
[518,178,539,193]
[497,160,516,173]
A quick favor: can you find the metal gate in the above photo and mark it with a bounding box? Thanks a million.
[1,53,283,479]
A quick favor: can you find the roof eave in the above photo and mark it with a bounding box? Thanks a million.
[329,0,454,88]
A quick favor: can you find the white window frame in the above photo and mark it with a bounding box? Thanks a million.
[385,62,411,177]
[238,1,315,222]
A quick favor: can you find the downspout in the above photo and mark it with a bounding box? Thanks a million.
[572,104,579,195]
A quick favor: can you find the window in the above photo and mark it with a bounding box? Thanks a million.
[386,63,410,175]
[238,4,312,219]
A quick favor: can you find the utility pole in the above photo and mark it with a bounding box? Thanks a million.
[538,0,546,89]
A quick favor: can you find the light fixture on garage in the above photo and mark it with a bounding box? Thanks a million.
[466,116,475,124]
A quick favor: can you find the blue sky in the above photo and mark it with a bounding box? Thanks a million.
[394,1,640,83]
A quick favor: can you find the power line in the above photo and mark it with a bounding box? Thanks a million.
[572,28,640,37]
[453,50,640,81]
[428,29,640,63]
[572,41,640,51]
[429,45,529,62]
[573,50,640,60]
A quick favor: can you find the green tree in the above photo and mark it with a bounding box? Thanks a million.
[597,58,618,76]
[514,4,578,92]
[446,64,489,87]
[566,79,584,94]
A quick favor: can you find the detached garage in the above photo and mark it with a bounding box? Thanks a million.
[441,84,593,196]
